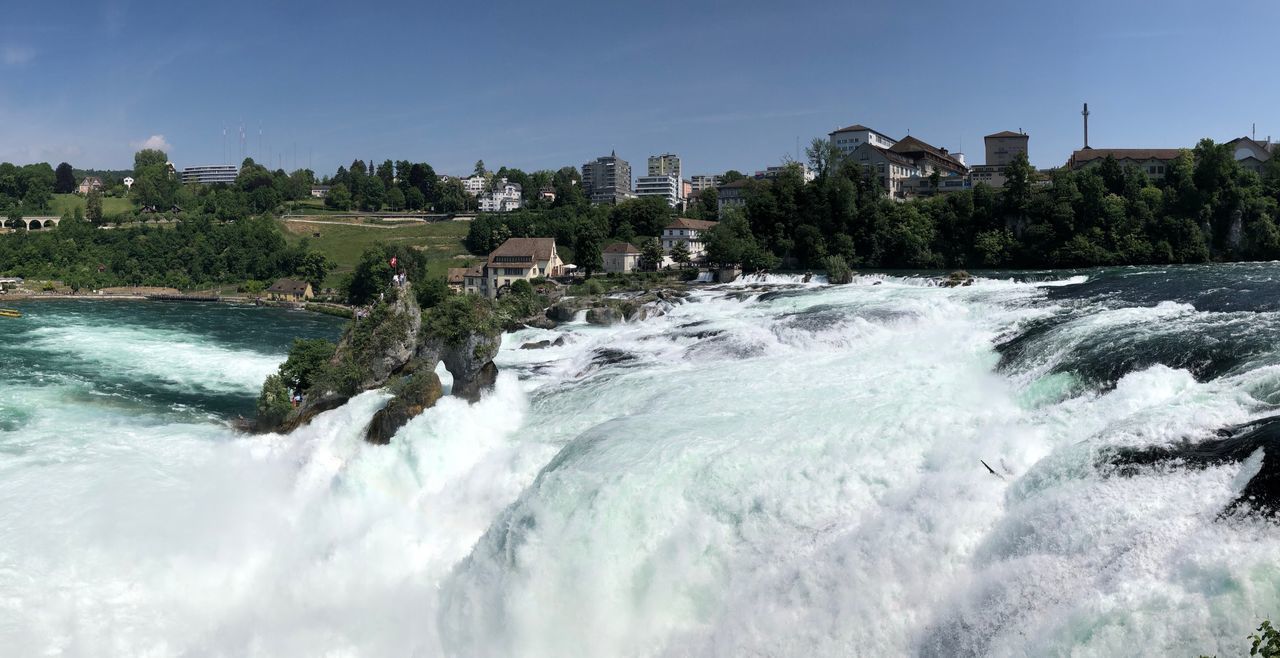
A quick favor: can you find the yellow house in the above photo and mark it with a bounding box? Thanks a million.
[266,278,314,301]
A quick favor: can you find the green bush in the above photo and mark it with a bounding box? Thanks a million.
[422,294,500,346]
[823,255,853,284]
[509,278,534,297]
[278,338,337,391]
[570,278,606,296]
[256,374,293,428]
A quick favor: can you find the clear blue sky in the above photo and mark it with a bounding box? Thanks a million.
[2,0,1277,176]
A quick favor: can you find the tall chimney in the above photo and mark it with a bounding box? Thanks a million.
[1082,103,1091,149]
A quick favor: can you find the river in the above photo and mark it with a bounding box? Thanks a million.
[1,266,1278,656]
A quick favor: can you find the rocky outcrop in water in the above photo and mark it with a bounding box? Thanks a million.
[256,284,503,442]
[940,271,974,287]
[1101,415,1280,518]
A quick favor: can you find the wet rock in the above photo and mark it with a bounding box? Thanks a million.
[520,336,566,350]
[941,270,975,288]
[523,314,557,330]
[590,348,636,367]
[365,370,444,444]
[438,329,501,403]
[586,307,621,326]
[1100,415,1280,518]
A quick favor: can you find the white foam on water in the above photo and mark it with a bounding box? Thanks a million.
[22,322,283,394]
[2,275,1278,656]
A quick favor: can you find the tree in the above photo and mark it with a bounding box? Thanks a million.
[610,196,674,239]
[386,186,405,211]
[669,240,691,268]
[132,149,178,209]
[574,231,603,277]
[640,237,664,271]
[344,247,395,305]
[721,170,747,184]
[326,183,352,210]
[405,187,426,211]
[278,339,337,392]
[295,251,336,289]
[474,160,487,177]
[85,189,104,224]
[806,138,843,180]
[256,374,293,427]
[55,162,76,194]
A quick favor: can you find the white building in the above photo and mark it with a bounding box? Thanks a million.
[829,124,898,156]
[461,174,488,197]
[181,164,239,185]
[603,242,643,273]
[690,174,721,194]
[635,174,681,207]
[753,163,816,183]
[478,180,523,212]
[661,217,717,264]
[481,238,564,298]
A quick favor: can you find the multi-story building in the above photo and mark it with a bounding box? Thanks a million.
[1066,148,1182,181]
[716,179,750,219]
[462,237,564,298]
[647,153,682,179]
[180,164,239,185]
[603,242,643,273]
[478,179,523,212]
[985,130,1030,167]
[753,163,816,183]
[661,218,717,264]
[901,174,972,197]
[76,176,103,195]
[689,174,721,194]
[846,143,921,198]
[829,124,898,157]
[635,174,681,207]
[582,152,633,204]
[461,174,488,197]
[889,136,968,178]
[1227,137,1275,176]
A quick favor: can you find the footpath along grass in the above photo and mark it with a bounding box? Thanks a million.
[278,217,476,288]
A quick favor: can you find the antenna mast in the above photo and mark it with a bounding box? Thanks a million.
[1082,103,1090,149]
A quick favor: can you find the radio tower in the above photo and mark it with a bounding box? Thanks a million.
[1082,102,1091,150]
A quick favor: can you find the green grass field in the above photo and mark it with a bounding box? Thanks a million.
[278,218,476,288]
[49,194,134,218]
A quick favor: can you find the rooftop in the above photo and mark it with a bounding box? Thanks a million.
[667,218,718,231]
[985,130,1027,139]
[1069,148,1183,165]
[830,123,895,141]
[488,237,558,264]
[603,242,642,254]
[889,136,967,169]
[267,278,310,294]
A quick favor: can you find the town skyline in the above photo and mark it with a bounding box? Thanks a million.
[3,0,1279,175]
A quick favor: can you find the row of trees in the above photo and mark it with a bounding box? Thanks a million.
[0,162,56,217]
[0,213,333,291]
[700,137,1280,270]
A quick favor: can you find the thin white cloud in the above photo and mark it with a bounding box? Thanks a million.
[132,134,172,152]
[2,46,34,66]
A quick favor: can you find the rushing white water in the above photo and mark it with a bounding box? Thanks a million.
[2,274,1278,657]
